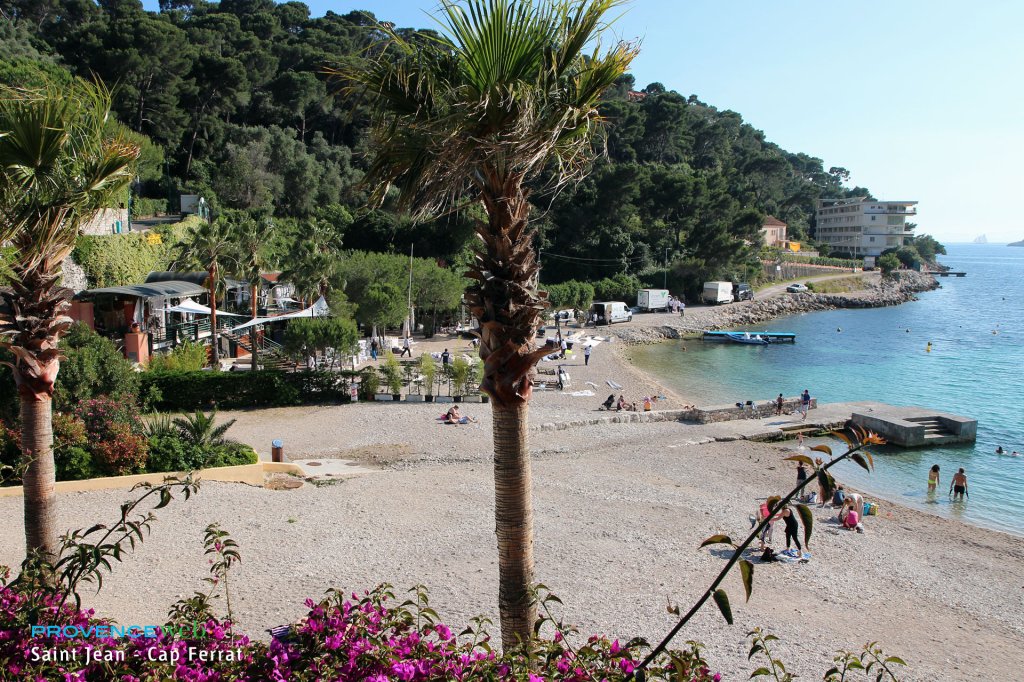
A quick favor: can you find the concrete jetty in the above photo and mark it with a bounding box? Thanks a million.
[849,403,977,446]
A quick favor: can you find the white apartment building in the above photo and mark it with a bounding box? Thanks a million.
[815,198,917,258]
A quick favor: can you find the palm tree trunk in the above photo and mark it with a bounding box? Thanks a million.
[208,265,220,367]
[21,395,57,561]
[492,401,535,648]
[467,180,551,651]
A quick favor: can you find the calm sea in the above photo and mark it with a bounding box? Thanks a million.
[628,243,1024,536]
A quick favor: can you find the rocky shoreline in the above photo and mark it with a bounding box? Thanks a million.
[610,270,938,344]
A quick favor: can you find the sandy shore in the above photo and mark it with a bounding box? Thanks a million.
[2,419,1021,680]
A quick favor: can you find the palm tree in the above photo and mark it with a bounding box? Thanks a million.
[231,214,275,369]
[172,217,235,367]
[173,410,236,448]
[0,80,139,560]
[281,242,337,306]
[333,0,636,648]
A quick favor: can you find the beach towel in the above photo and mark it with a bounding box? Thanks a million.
[606,379,623,389]
[570,390,595,397]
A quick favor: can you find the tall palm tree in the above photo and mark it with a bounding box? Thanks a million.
[172,217,235,367]
[232,215,275,369]
[281,242,337,306]
[0,80,139,560]
[333,0,636,648]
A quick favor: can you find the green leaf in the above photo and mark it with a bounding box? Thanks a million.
[739,559,754,601]
[712,588,733,625]
[850,452,871,472]
[700,534,733,548]
[154,488,172,509]
[885,656,907,666]
[783,454,815,467]
[748,643,763,660]
[796,503,813,548]
[750,667,772,678]
[810,444,832,457]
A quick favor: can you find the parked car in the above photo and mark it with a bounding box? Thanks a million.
[786,283,809,293]
[733,283,754,301]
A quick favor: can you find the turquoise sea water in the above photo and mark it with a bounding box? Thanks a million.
[628,243,1024,536]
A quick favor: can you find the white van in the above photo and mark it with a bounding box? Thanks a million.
[589,301,632,325]
[702,281,734,305]
[637,288,669,312]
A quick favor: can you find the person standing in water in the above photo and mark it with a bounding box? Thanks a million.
[928,464,940,493]
[950,468,968,501]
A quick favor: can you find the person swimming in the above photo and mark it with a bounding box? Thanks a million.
[996,446,1005,454]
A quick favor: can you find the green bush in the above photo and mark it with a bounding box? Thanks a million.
[148,340,208,373]
[358,367,379,400]
[130,197,168,218]
[205,442,259,468]
[380,351,402,394]
[146,434,207,473]
[72,217,194,287]
[450,356,471,396]
[592,273,642,302]
[418,353,437,395]
[55,324,140,410]
[139,370,356,411]
[54,446,94,481]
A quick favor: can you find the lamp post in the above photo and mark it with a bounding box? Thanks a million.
[663,247,670,289]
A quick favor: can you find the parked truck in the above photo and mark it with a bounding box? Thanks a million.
[589,301,632,325]
[637,288,669,312]
[702,281,734,305]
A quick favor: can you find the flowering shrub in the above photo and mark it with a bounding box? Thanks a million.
[0,579,718,681]
[91,422,149,476]
[73,395,146,439]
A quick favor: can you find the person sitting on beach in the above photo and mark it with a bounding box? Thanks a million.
[831,484,846,508]
[444,405,477,425]
[616,395,629,411]
[643,396,653,412]
[600,394,616,411]
[840,499,860,530]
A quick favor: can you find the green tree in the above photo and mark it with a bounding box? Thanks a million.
[283,316,358,370]
[54,323,141,410]
[338,0,637,647]
[878,252,900,275]
[171,217,236,367]
[0,79,139,561]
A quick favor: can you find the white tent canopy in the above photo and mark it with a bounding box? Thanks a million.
[159,298,245,317]
[228,296,329,332]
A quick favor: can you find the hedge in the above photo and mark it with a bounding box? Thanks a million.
[140,369,358,411]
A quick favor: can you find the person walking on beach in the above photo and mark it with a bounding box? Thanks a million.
[400,335,412,357]
[800,389,811,420]
[781,506,801,551]
[370,337,379,361]
[584,344,592,366]
[950,468,968,501]
[559,337,568,358]
[775,393,784,415]
[441,348,450,367]
[928,464,940,493]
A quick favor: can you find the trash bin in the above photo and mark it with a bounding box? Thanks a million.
[271,439,284,463]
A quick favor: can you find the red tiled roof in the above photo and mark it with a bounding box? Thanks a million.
[762,216,787,227]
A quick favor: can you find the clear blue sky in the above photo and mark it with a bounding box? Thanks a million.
[147,0,1024,243]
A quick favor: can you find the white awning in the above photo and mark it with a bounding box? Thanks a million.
[228,297,329,332]
[160,298,245,317]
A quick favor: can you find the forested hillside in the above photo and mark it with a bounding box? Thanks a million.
[2,0,886,293]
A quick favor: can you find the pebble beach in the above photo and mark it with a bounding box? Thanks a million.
[3,271,1021,680]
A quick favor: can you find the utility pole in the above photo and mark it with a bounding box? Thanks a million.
[664,247,670,289]
[406,243,414,338]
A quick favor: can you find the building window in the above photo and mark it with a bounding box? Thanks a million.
[871,216,876,221]
[869,237,875,242]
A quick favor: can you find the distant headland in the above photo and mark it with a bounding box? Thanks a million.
[1009,239,1024,247]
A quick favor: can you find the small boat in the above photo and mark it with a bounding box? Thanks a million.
[725,331,769,345]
